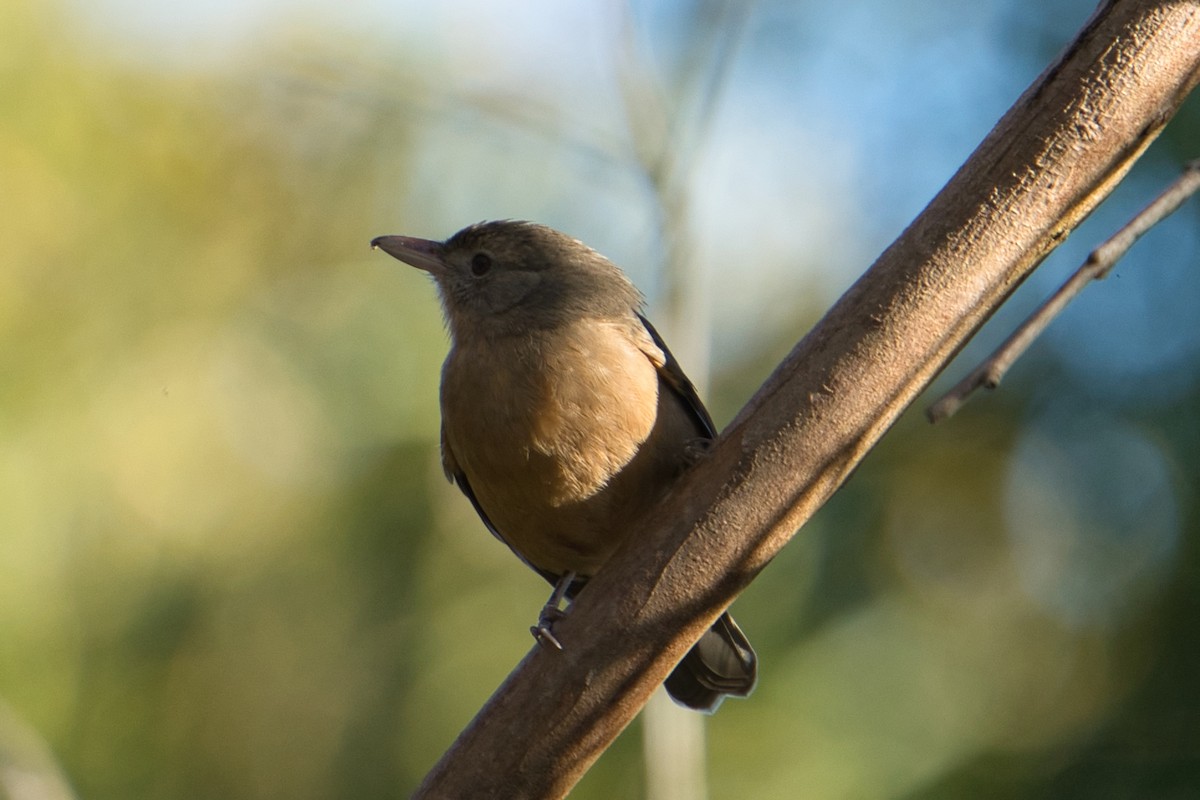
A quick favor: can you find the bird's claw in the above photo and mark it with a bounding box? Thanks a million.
[531,571,576,651]
[682,436,715,466]
[531,604,567,650]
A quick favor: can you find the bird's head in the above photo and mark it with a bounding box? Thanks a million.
[372,221,642,340]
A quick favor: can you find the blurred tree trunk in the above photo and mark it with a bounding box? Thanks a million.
[619,4,756,800]
[413,2,1200,798]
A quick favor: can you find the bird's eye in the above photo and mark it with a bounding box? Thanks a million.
[470,252,493,276]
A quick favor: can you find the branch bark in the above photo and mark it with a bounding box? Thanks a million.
[414,2,1200,797]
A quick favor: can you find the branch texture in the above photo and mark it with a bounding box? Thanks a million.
[415,2,1200,797]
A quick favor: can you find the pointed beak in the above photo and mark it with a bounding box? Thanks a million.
[370,235,448,275]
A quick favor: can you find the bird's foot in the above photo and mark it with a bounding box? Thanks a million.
[531,606,567,651]
[530,571,576,651]
[682,436,715,467]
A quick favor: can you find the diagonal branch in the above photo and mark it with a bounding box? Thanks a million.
[414,3,1200,798]
[928,158,1200,422]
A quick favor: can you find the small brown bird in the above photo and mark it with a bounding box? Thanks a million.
[372,220,756,711]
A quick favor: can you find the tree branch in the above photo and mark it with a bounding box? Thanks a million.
[927,158,1200,422]
[414,2,1200,797]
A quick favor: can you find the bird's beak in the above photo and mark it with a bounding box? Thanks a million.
[370,235,448,275]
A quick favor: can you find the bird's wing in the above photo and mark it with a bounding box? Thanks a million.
[441,423,561,585]
[635,313,717,440]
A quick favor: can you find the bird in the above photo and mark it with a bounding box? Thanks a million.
[371,220,756,711]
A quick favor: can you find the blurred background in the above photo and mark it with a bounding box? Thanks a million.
[2,0,1199,797]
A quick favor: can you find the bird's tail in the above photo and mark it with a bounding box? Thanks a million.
[663,612,757,712]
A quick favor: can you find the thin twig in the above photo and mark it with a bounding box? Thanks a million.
[927,159,1200,424]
